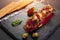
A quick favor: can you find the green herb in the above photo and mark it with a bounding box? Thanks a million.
[11,20,22,26]
[33,7,38,13]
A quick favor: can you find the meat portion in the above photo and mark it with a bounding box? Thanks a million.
[23,5,54,32]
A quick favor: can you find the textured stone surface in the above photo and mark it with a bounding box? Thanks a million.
[0,0,60,40]
[0,28,13,40]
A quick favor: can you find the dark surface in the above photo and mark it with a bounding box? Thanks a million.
[48,27,60,40]
[0,26,60,40]
[0,28,13,40]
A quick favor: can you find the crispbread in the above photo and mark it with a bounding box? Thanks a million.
[0,0,34,18]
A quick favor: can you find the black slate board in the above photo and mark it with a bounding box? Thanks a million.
[0,1,60,40]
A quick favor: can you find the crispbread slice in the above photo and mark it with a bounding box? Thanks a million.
[10,0,33,14]
[13,0,34,11]
[0,2,17,18]
[0,0,34,18]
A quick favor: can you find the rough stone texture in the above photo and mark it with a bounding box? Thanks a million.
[0,28,13,40]
[0,0,60,40]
